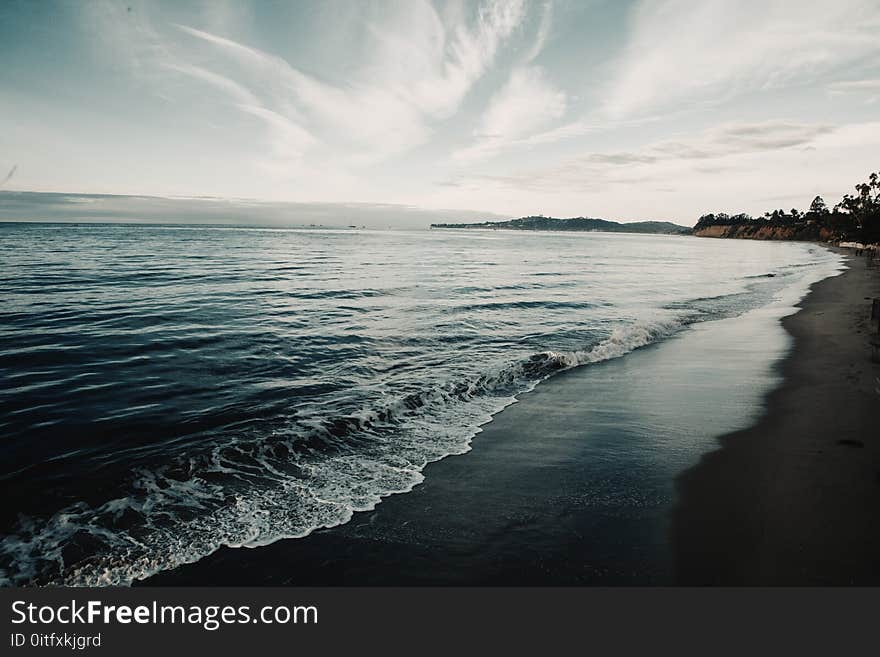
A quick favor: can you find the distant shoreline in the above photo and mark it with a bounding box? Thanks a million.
[431,215,691,235]
[431,226,691,236]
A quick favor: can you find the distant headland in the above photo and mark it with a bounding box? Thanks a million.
[431,170,879,246]
[694,169,879,245]
[430,216,690,235]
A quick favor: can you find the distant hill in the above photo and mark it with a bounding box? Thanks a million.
[430,215,690,235]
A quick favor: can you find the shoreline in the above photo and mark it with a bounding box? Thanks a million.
[673,251,880,584]
[141,256,829,586]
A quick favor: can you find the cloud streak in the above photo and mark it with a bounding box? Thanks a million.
[454,120,839,193]
[0,165,17,188]
[603,0,880,118]
[76,1,533,180]
[171,2,528,164]
[456,65,566,162]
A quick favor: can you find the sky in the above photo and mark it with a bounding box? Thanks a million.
[1,0,879,227]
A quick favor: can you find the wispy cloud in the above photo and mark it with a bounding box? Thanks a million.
[603,0,880,118]
[479,67,566,140]
[173,2,529,165]
[161,62,260,106]
[454,120,839,192]
[0,165,17,188]
[522,0,553,64]
[828,79,880,92]
[455,0,880,163]
[81,1,532,179]
[456,65,566,162]
[655,121,835,158]
[368,0,528,119]
[827,78,880,103]
[452,1,563,163]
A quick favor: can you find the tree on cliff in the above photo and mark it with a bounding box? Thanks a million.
[808,196,829,216]
[834,171,880,243]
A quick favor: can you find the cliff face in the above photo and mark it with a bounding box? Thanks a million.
[694,224,834,241]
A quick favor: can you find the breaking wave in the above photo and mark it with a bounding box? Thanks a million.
[0,318,683,587]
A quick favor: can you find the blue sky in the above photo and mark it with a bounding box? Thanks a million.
[1,0,879,226]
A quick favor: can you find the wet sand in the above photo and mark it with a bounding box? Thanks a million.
[673,252,880,584]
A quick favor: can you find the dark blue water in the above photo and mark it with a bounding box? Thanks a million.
[0,223,840,585]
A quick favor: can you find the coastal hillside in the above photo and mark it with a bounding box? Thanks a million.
[694,170,880,244]
[431,215,690,235]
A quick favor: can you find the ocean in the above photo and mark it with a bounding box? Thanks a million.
[0,223,842,586]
